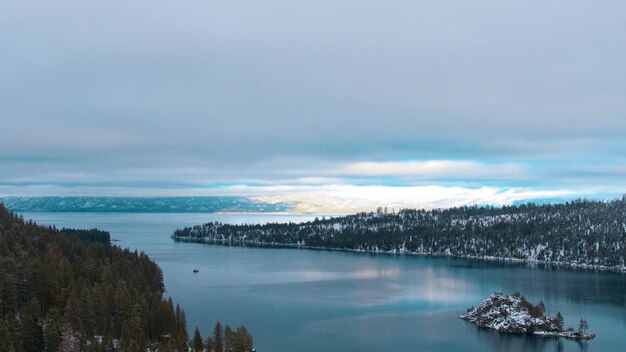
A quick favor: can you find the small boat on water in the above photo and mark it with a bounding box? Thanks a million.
[193,269,199,273]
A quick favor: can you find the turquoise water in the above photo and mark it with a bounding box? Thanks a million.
[23,212,626,352]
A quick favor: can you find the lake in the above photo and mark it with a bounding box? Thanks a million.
[22,212,626,352]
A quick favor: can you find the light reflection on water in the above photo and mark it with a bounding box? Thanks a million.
[22,212,626,352]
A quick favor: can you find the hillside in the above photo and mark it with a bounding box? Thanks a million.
[0,204,189,351]
[173,198,626,270]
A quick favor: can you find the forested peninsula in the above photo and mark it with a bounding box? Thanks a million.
[173,198,626,271]
[0,204,254,351]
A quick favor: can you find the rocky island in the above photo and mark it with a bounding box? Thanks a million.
[460,292,596,340]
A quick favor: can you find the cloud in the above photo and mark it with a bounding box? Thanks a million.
[3,1,626,163]
[1,1,626,204]
[329,160,526,180]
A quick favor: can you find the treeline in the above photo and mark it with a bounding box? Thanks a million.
[59,228,110,243]
[191,322,253,352]
[0,203,255,351]
[173,198,626,270]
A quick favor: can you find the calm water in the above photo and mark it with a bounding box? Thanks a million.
[22,212,626,352]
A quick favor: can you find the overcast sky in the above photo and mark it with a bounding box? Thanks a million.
[2,1,625,211]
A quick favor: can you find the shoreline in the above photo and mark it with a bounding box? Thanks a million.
[171,236,626,274]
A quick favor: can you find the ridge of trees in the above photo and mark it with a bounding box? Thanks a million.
[59,228,111,243]
[174,198,626,269]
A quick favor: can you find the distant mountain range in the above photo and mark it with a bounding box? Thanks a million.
[0,196,294,213]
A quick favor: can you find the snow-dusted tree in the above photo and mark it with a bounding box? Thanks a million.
[554,312,564,330]
[578,319,589,334]
[59,324,80,352]
[205,336,215,352]
[538,300,545,313]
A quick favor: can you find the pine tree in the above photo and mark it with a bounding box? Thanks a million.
[205,336,215,352]
[174,307,189,350]
[236,326,253,352]
[578,319,589,334]
[121,303,146,352]
[22,298,45,352]
[0,318,15,352]
[0,270,18,315]
[113,281,131,337]
[44,307,62,352]
[192,327,204,352]
[90,286,106,336]
[224,325,233,352]
[555,312,564,329]
[213,322,223,352]
[78,287,96,337]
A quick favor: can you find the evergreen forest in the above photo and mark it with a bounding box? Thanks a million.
[0,204,253,351]
[174,198,626,270]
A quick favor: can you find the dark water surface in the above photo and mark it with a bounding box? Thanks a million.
[23,212,626,352]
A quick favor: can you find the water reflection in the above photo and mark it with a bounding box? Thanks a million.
[470,322,593,352]
[352,268,402,279]
[453,259,626,306]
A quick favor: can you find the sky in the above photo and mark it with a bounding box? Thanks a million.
[2,1,626,212]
